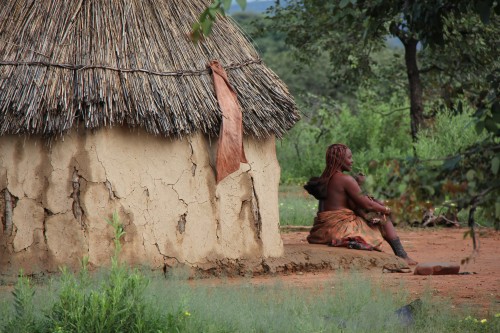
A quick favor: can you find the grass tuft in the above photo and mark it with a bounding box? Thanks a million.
[279,184,317,226]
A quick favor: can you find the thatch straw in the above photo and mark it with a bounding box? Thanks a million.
[0,0,299,139]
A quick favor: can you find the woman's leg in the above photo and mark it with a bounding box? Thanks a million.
[380,218,418,265]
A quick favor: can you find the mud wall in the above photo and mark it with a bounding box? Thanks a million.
[0,128,283,275]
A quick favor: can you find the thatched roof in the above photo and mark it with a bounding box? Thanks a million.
[0,0,299,139]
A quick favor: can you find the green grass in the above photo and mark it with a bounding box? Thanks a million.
[2,214,499,333]
[279,184,317,226]
[2,269,499,333]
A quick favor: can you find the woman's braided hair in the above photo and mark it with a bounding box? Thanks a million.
[304,143,349,200]
[320,143,349,179]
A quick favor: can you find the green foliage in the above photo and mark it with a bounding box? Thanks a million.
[140,271,497,333]
[192,0,247,42]
[269,0,499,140]
[278,91,412,185]
[419,14,500,115]
[46,213,188,333]
[415,108,489,159]
[106,211,126,261]
[433,69,500,229]
[1,214,189,333]
[231,12,340,104]
[3,270,500,333]
[270,0,499,81]
[2,217,500,332]
[3,272,37,333]
[454,314,500,333]
[48,266,150,332]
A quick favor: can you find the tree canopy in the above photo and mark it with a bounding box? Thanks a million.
[195,0,500,229]
[269,0,500,141]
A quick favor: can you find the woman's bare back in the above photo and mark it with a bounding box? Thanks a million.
[321,172,387,214]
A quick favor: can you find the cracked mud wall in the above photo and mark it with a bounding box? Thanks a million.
[0,127,282,275]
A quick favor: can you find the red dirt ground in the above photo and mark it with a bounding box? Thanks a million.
[250,227,500,316]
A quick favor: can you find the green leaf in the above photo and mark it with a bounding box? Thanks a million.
[491,102,500,124]
[420,185,435,196]
[443,155,461,170]
[339,0,351,8]
[222,0,232,11]
[492,156,500,175]
[209,0,221,9]
[475,121,485,134]
[236,0,247,11]
[466,169,476,181]
[492,101,500,117]
[190,23,202,43]
[496,202,500,218]
[474,107,487,118]
[208,7,219,19]
[485,116,499,132]
[468,181,477,191]
[217,6,226,16]
[202,18,214,36]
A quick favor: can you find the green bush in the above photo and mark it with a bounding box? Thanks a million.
[0,213,189,333]
[3,272,37,333]
[415,107,489,159]
[277,92,413,185]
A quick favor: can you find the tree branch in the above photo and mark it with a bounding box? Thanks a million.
[372,106,410,116]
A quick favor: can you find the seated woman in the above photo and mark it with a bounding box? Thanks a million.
[304,143,417,265]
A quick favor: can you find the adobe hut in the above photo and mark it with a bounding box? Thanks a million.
[0,0,299,275]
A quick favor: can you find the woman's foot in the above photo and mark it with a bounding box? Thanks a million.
[387,237,417,265]
[402,255,418,266]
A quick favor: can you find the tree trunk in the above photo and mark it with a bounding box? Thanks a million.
[403,38,425,142]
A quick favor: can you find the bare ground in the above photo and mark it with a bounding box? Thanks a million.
[246,227,500,316]
[1,227,498,317]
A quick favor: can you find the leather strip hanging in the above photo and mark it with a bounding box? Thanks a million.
[209,60,247,183]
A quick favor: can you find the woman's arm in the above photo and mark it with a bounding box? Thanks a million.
[343,176,390,214]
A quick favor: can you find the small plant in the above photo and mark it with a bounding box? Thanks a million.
[454,314,500,333]
[106,211,126,262]
[44,212,189,333]
[279,185,318,226]
[3,271,36,333]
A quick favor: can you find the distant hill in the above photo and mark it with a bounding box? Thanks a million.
[228,1,279,14]
[229,1,403,49]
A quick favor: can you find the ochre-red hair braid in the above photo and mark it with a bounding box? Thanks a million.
[320,144,348,179]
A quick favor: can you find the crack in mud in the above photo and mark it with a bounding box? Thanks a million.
[187,138,197,176]
[177,213,187,234]
[3,188,13,236]
[71,169,85,229]
[250,176,262,239]
[105,180,118,199]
